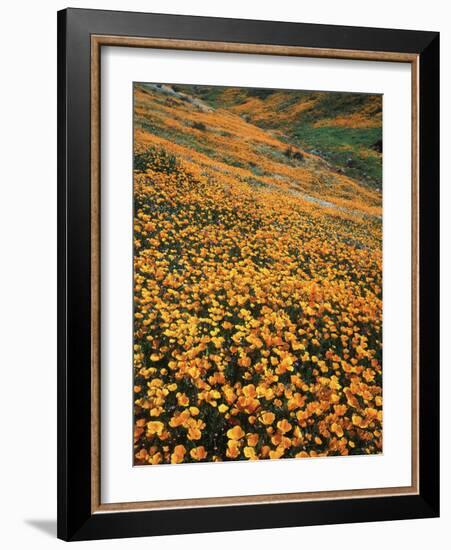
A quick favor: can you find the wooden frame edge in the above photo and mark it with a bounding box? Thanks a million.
[411,55,420,496]
[95,485,418,513]
[91,34,101,513]
[92,34,418,62]
[90,34,420,515]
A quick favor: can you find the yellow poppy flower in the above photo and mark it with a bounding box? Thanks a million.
[190,446,207,461]
[260,412,275,425]
[243,447,258,460]
[247,433,259,447]
[226,425,245,440]
[171,444,186,464]
[146,421,164,436]
[277,419,292,433]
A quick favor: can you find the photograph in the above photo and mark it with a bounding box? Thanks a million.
[54,6,439,541]
[132,82,383,466]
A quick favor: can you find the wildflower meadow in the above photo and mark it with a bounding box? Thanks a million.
[133,84,383,466]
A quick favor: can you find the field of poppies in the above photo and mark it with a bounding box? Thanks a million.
[133,83,382,466]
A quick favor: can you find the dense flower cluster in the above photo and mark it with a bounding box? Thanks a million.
[133,84,382,465]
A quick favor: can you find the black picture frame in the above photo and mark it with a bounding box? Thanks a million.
[57,7,439,541]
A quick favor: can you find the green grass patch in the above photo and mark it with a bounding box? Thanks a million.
[292,125,382,188]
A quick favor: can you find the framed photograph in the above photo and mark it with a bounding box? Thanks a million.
[57,8,439,541]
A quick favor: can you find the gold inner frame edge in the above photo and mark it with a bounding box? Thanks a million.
[90,35,420,514]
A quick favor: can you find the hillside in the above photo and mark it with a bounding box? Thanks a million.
[134,83,381,217]
[174,85,383,190]
[133,83,383,465]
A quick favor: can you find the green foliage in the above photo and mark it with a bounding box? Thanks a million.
[136,117,217,158]
[134,147,179,174]
[245,87,275,100]
[293,126,382,188]
[175,85,226,108]
[192,121,207,131]
[284,146,304,162]
[298,92,380,123]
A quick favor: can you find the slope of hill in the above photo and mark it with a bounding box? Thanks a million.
[174,85,383,190]
[133,83,383,465]
[134,83,381,217]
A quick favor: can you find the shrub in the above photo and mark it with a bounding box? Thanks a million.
[134,147,178,174]
[372,139,383,153]
[192,121,207,131]
[284,146,304,162]
[246,87,274,100]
